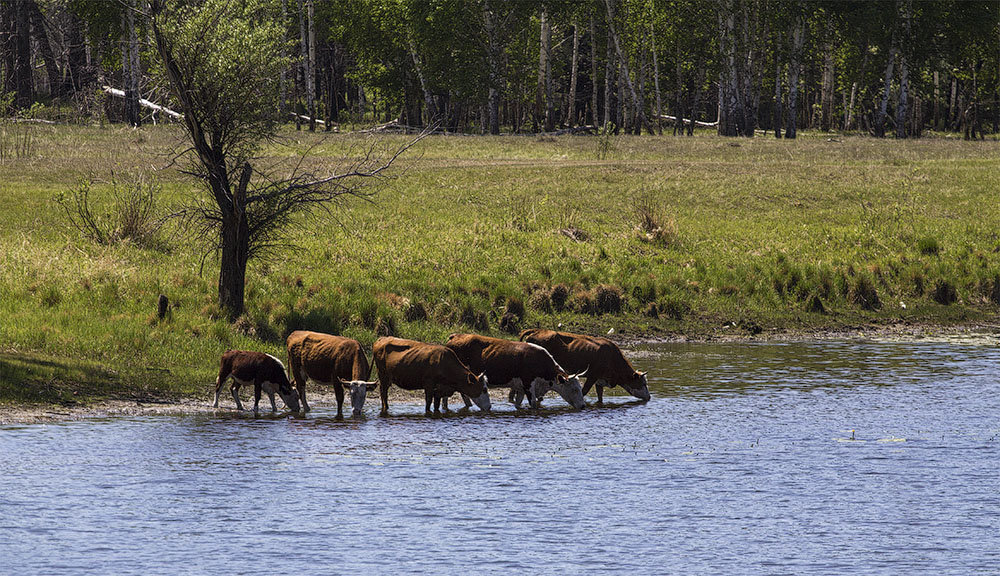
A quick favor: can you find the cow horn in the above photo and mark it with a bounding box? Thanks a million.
[577,366,589,379]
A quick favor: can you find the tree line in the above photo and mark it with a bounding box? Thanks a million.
[2,0,998,138]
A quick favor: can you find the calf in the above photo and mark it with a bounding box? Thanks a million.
[286,330,377,417]
[520,328,650,403]
[213,350,301,415]
[373,337,491,415]
[445,333,586,410]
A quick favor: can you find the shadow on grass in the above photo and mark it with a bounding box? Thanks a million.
[0,352,131,405]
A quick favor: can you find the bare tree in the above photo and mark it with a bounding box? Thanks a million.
[150,0,423,320]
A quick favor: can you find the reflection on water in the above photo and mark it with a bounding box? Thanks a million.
[2,338,999,575]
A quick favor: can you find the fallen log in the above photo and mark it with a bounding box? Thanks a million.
[657,114,718,128]
[102,86,183,120]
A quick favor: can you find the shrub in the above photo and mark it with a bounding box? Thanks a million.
[805,294,827,315]
[550,284,570,311]
[570,290,597,314]
[594,284,623,314]
[660,297,689,320]
[460,302,490,331]
[850,275,881,311]
[528,289,553,313]
[932,280,958,305]
[404,301,428,322]
[58,171,165,249]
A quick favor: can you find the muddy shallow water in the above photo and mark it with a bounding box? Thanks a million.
[2,338,999,575]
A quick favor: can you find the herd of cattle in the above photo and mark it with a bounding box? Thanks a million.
[213,329,651,416]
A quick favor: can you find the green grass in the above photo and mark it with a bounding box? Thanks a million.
[2,124,999,404]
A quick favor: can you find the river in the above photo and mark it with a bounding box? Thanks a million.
[2,338,998,575]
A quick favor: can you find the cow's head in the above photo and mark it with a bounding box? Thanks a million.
[278,379,301,412]
[625,371,651,401]
[467,372,491,412]
[540,371,586,409]
[340,379,379,417]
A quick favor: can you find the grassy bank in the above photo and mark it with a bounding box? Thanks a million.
[1,124,999,405]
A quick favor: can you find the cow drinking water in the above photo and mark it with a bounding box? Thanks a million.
[213,350,301,415]
[519,328,650,402]
[445,333,586,410]
[286,330,377,417]
[372,337,490,416]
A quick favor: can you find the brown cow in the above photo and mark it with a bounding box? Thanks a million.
[213,350,301,415]
[372,337,490,415]
[445,333,586,410]
[286,330,377,417]
[520,328,650,403]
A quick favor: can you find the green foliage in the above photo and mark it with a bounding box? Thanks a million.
[153,0,290,164]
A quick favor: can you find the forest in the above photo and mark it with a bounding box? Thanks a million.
[1,0,998,139]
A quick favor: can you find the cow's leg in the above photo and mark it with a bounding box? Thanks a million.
[441,396,450,411]
[596,384,604,404]
[334,381,346,418]
[511,389,525,407]
[581,377,594,397]
[288,357,310,412]
[268,390,278,412]
[379,376,391,416]
[252,382,262,416]
[230,381,245,411]
[433,394,442,413]
[424,389,434,414]
[213,371,228,408]
[460,393,473,409]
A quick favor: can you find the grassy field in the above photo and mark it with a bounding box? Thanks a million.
[1,123,999,405]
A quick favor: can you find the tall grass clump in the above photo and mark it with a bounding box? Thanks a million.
[633,191,678,247]
[58,171,166,249]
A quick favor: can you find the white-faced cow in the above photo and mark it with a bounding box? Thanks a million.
[445,333,586,410]
[286,330,377,417]
[519,328,650,403]
[213,350,301,415]
[372,337,490,415]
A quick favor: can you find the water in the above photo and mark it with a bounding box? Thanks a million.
[2,338,999,575]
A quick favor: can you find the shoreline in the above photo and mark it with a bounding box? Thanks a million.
[4,322,997,426]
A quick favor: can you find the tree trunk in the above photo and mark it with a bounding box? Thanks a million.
[12,0,32,108]
[784,11,804,139]
[605,0,655,134]
[567,21,579,127]
[481,1,503,135]
[122,0,142,127]
[821,38,834,131]
[894,0,911,138]
[603,3,615,130]
[590,13,599,126]
[218,163,252,320]
[280,0,288,117]
[649,22,662,134]
[306,0,316,130]
[688,56,705,136]
[67,10,89,93]
[717,0,739,136]
[773,43,782,138]
[933,70,940,131]
[27,1,62,97]
[675,41,684,135]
